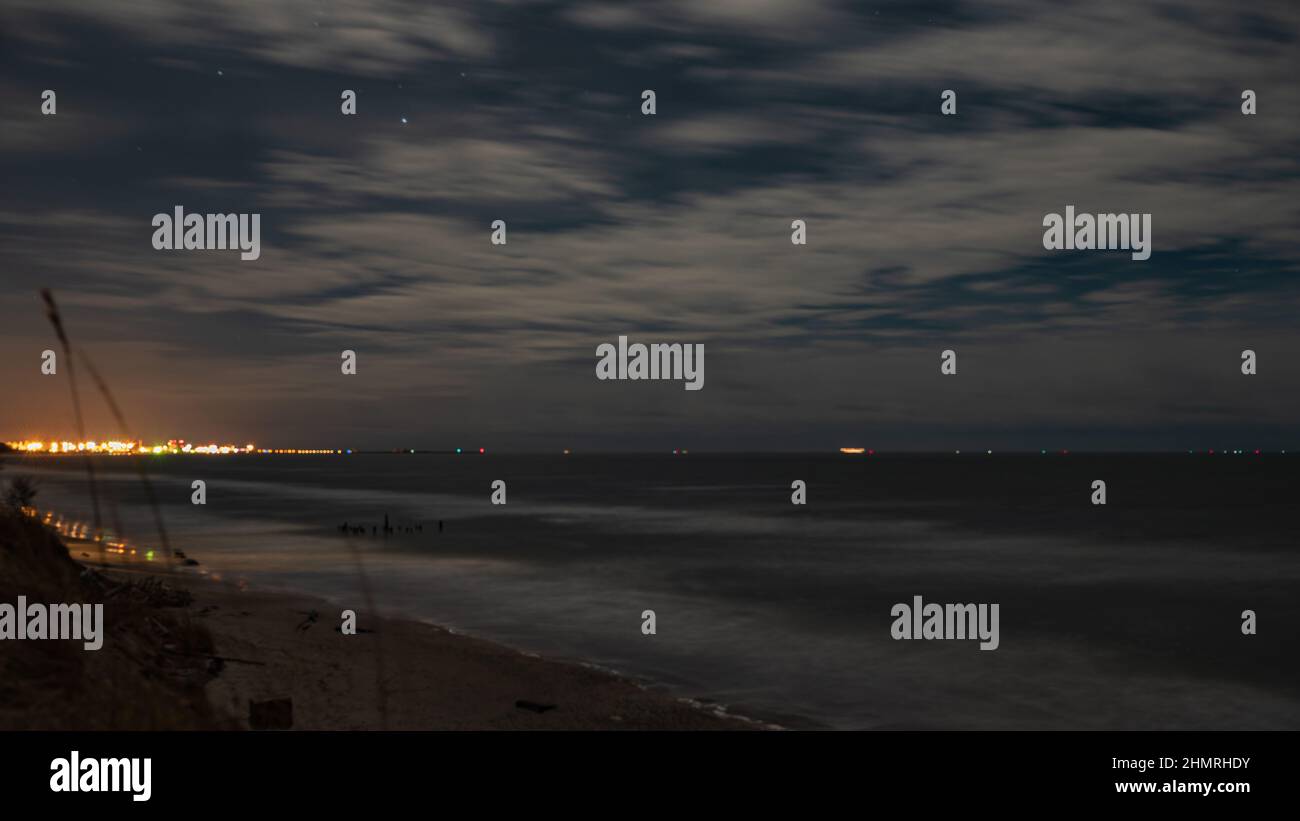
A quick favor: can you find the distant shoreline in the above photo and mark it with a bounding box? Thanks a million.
[7,448,1297,456]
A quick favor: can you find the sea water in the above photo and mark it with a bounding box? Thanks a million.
[12,452,1300,729]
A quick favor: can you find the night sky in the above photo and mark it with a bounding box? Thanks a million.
[1,1,1297,451]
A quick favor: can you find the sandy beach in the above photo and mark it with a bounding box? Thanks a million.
[88,558,763,731]
[0,504,762,730]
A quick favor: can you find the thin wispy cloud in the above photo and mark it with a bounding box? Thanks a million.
[0,0,1296,448]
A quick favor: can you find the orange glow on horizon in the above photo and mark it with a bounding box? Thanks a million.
[4,439,259,455]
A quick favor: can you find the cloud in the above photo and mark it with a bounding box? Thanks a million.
[565,0,848,40]
[0,0,495,76]
[0,0,1297,447]
[261,135,619,209]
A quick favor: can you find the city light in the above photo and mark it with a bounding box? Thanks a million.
[4,439,258,455]
[3,439,370,456]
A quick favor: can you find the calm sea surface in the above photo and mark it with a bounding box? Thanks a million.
[10,452,1299,729]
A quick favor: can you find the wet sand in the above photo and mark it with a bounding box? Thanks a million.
[92,559,764,730]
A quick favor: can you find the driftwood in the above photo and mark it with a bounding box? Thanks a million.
[249,698,293,730]
[162,648,266,666]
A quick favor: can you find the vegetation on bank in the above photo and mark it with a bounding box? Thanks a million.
[0,471,228,730]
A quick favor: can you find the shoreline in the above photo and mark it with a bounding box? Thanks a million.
[82,552,775,730]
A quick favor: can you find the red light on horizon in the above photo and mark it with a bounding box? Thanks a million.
[479,447,485,454]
